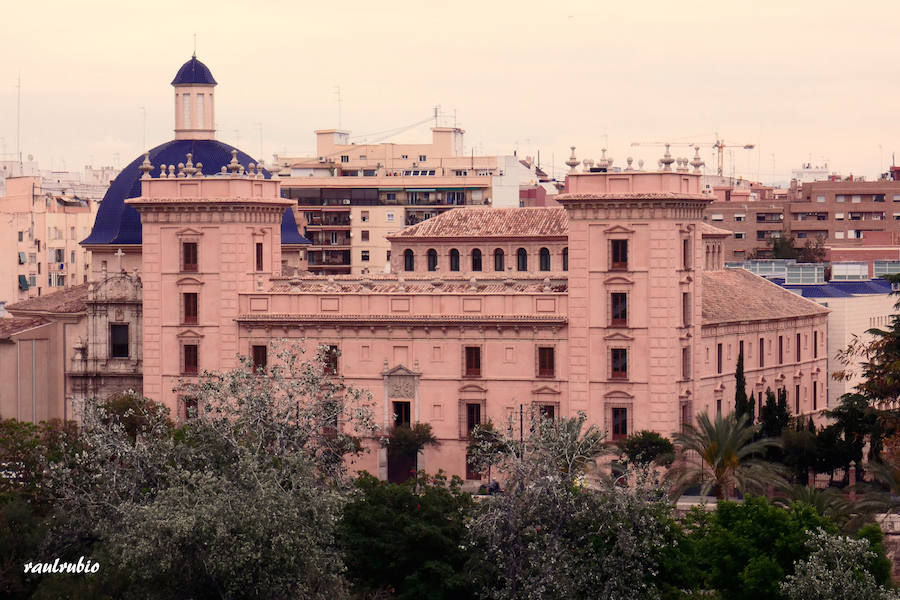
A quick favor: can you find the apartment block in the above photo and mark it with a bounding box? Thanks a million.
[0,176,98,310]
[274,128,541,274]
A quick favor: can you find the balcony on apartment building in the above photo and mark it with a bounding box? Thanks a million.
[307,232,351,248]
[756,213,784,224]
[307,249,351,271]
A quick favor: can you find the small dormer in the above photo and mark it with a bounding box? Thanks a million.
[172,55,217,140]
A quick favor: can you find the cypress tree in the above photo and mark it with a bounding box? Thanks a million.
[734,351,753,423]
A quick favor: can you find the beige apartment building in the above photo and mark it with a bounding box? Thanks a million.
[706,173,900,261]
[274,127,542,274]
[1,176,98,311]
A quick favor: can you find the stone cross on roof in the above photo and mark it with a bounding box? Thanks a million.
[114,248,125,272]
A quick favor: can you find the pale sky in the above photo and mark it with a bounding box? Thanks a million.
[0,0,898,185]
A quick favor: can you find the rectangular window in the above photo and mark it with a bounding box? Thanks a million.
[324,345,339,375]
[361,250,370,262]
[717,343,723,374]
[682,292,690,326]
[796,333,801,362]
[340,155,349,163]
[465,346,482,377]
[540,404,555,420]
[361,211,370,222]
[538,347,555,377]
[734,232,745,239]
[183,292,198,324]
[759,337,765,368]
[812,381,818,410]
[393,401,411,427]
[836,195,845,203]
[255,242,264,271]
[110,324,129,358]
[419,155,426,162]
[682,347,690,379]
[612,407,628,441]
[758,391,763,419]
[795,384,801,414]
[611,348,628,379]
[683,239,690,269]
[778,336,784,364]
[361,230,370,241]
[611,292,627,326]
[17,230,23,242]
[466,403,481,436]
[184,344,198,375]
[814,331,818,358]
[183,242,198,272]
[386,212,395,222]
[716,399,722,415]
[252,345,267,372]
[611,239,628,270]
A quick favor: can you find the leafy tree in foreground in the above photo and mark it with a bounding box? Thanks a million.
[43,342,375,600]
[780,529,899,600]
[669,412,785,500]
[341,471,475,600]
[682,497,837,600]
[466,414,671,600]
[620,430,675,466]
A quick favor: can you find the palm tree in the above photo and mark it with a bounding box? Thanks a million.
[669,411,786,500]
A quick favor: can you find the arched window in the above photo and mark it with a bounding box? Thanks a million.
[472,249,482,272]
[539,247,551,271]
[404,249,415,272]
[563,247,568,271]
[517,248,528,272]
[450,249,460,271]
[427,249,438,272]
[494,248,505,272]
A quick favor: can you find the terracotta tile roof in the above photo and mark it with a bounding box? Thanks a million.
[269,274,566,294]
[5,284,89,315]
[702,269,829,325]
[698,222,732,237]
[389,207,568,240]
[0,317,49,340]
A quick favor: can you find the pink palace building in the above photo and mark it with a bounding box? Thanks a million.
[3,57,830,482]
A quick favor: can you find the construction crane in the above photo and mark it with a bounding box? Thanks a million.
[712,133,755,177]
[631,134,755,176]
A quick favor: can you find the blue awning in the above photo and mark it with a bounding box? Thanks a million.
[18,275,28,290]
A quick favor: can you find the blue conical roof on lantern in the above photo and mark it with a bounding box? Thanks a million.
[82,139,307,246]
[171,55,217,85]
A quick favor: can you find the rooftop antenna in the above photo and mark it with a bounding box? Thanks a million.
[193,33,197,58]
[255,122,263,161]
[16,73,21,166]
[140,106,146,150]
[434,105,440,128]
[333,85,342,128]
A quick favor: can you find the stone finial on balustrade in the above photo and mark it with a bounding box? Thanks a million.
[227,150,241,174]
[167,165,176,178]
[690,145,705,174]
[565,146,580,173]
[139,152,153,179]
[659,144,675,171]
[184,153,196,176]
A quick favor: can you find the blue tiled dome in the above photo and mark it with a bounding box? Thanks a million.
[83,139,308,246]
[171,56,217,86]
